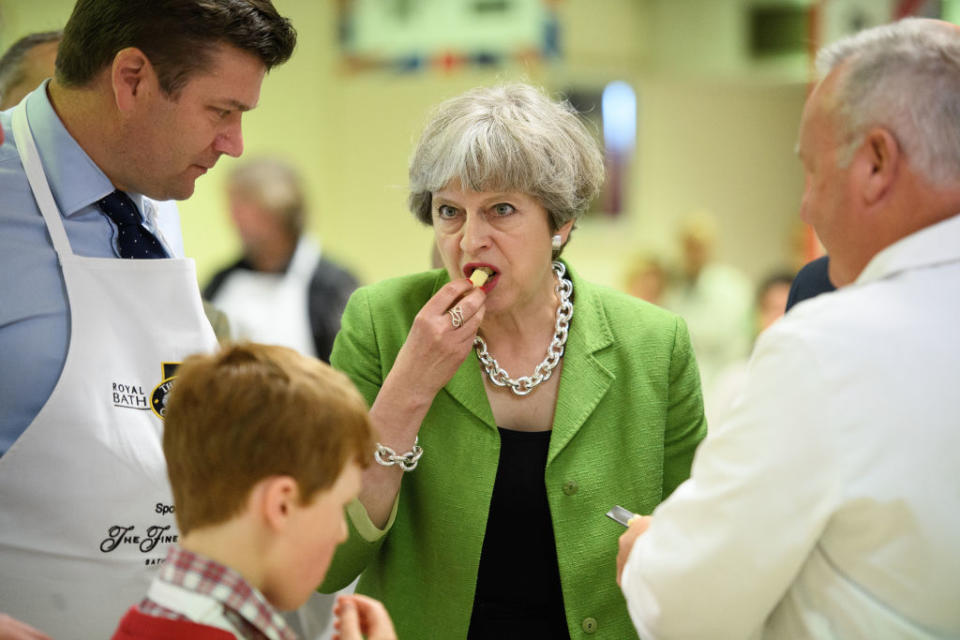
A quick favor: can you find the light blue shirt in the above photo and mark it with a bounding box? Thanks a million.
[0,82,182,456]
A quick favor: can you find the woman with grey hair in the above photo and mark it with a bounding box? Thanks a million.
[321,83,706,639]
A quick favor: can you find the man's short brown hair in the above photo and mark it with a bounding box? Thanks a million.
[57,0,296,96]
[163,343,375,535]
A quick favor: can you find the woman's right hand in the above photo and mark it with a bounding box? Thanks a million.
[358,278,486,527]
[332,594,397,640]
[388,278,486,400]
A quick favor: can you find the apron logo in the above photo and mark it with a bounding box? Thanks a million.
[99,524,179,554]
[112,362,181,419]
[112,382,149,409]
[149,362,180,420]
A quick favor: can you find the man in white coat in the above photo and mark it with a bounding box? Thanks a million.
[0,2,295,638]
[617,17,960,639]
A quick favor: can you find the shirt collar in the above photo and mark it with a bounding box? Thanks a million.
[24,80,119,218]
[857,212,960,285]
[157,545,298,640]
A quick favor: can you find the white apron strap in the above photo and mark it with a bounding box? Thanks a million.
[11,101,74,258]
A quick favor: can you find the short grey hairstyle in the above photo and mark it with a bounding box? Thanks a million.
[408,83,605,232]
[0,30,62,101]
[816,18,960,186]
[226,158,306,238]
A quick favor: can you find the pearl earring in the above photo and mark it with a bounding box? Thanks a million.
[551,235,562,251]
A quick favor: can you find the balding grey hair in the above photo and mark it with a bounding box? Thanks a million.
[408,83,605,232]
[227,158,306,239]
[816,18,960,186]
[0,30,62,101]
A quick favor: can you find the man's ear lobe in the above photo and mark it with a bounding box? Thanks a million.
[112,47,152,111]
[860,127,900,205]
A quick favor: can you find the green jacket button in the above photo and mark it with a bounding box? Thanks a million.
[582,617,598,634]
[563,480,578,495]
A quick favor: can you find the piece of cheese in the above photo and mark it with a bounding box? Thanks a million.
[470,268,492,287]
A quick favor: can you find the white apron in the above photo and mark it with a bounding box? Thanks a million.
[211,236,320,357]
[0,103,217,639]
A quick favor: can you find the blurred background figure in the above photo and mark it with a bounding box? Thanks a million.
[0,30,60,109]
[786,219,824,274]
[706,271,794,425]
[204,157,359,362]
[623,251,668,306]
[786,254,835,311]
[756,272,793,331]
[785,219,835,312]
[661,210,754,402]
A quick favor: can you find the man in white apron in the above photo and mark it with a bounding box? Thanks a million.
[204,158,359,363]
[0,2,296,638]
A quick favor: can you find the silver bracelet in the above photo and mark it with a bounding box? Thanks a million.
[374,436,423,472]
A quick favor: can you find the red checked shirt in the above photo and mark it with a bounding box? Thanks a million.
[137,545,298,640]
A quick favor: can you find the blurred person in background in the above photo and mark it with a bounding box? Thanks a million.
[706,271,794,425]
[0,30,61,110]
[618,18,960,637]
[623,251,668,306]
[661,210,754,399]
[785,220,836,312]
[0,1,295,637]
[786,254,836,311]
[318,83,706,639]
[0,30,60,164]
[204,157,359,363]
[754,272,792,331]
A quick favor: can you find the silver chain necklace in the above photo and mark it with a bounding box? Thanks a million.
[473,261,573,396]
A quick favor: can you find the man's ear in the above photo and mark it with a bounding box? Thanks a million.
[111,47,155,112]
[855,127,900,206]
[260,476,300,532]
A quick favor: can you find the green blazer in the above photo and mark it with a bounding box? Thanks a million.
[322,262,706,639]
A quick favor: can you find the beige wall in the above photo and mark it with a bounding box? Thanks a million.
[1,0,808,290]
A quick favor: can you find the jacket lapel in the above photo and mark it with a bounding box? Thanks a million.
[549,267,615,464]
[444,353,497,429]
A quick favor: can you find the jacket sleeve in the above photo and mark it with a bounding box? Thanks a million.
[662,316,708,499]
[320,286,397,591]
[328,286,384,407]
[621,324,840,639]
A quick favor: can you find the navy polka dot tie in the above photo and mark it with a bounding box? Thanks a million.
[96,190,168,259]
